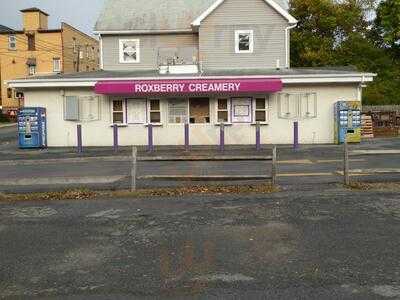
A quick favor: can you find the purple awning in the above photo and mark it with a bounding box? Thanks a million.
[94,78,283,95]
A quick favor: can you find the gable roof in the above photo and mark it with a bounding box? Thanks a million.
[0,24,14,33]
[192,0,297,26]
[94,0,291,33]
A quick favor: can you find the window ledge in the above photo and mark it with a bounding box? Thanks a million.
[110,123,128,127]
[144,123,163,127]
[214,123,233,126]
[251,122,269,126]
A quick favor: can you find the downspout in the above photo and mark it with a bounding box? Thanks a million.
[285,23,297,69]
[99,34,103,70]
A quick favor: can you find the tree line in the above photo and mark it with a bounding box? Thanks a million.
[289,0,400,105]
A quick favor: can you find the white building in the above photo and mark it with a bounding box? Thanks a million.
[8,0,375,147]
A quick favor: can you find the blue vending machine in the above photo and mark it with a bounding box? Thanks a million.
[334,101,362,144]
[18,107,47,149]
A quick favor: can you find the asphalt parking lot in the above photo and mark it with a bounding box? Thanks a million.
[1,187,400,299]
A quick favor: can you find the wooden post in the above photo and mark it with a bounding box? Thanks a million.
[131,146,137,191]
[271,146,277,185]
[344,137,350,185]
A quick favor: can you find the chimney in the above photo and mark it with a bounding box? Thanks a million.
[20,8,49,31]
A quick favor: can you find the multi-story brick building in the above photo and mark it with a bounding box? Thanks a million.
[0,7,99,113]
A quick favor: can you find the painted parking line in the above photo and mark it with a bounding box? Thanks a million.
[317,159,365,163]
[278,159,313,164]
[278,172,335,177]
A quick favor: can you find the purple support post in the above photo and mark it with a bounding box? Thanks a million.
[294,121,299,150]
[77,124,83,153]
[147,123,154,152]
[113,124,118,153]
[184,123,190,151]
[256,122,261,151]
[219,123,225,152]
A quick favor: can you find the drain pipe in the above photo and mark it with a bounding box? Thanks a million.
[285,23,298,68]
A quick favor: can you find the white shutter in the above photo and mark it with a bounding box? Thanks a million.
[300,93,317,118]
[80,96,100,122]
[127,99,147,124]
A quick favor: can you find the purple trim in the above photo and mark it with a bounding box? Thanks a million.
[95,78,283,95]
[113,124,118,152]
[148,123,154,152]
[294,121,299,150]
[184,123,190,151]
[124,99,128,124]
[77,124,83,153]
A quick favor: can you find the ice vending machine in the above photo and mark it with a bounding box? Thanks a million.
[18,107,47,149]
[334,101,362,144]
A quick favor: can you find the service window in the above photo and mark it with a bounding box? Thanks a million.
[255,97,269,122]
[168,99,188,124]
[217,99,229,123]
[231,98,252,123]
[235,30,254,53]
[149,99,161,123]
[127,99,147,124]
[189,98,210,124]
[112,100,125,124]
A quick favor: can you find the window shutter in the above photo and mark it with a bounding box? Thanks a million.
[301,93,317,118]
[127,99,147,124]
[81,96,100,122]
[64,96,80,121]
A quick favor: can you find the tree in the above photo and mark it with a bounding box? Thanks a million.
[374,0,400,57]
[290,0,400,104]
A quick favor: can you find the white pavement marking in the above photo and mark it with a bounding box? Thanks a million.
[278,172,335,177]
[0,175,126,186]
[351,150,400,155]
[87,209,123,219]
[0,156,131,166]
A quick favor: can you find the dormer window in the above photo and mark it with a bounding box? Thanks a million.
[235,30,253,54]
[119,39,140,63]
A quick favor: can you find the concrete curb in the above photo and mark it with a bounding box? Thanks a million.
[0,123,17,128]
[0,175,126,186]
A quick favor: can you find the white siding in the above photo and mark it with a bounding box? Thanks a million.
[24,84,359,147]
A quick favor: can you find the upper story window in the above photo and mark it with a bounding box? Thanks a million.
[53,58,61,72]
[27,34,35,51]
[235,30,253,54]
[73,38,77,53]
[28,65,36,76]
[119,39,140,63]
[8,35,16,50]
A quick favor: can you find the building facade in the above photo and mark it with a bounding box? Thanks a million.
[0,8,99,113]
[9,0,375,147]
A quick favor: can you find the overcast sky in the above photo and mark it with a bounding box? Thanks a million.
[0,0,105,36]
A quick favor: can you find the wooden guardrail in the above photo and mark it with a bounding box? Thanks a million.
[130,146,277,191]
[343,139,400,184]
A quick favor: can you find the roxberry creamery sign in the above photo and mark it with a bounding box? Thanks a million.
[95,78,283,95]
